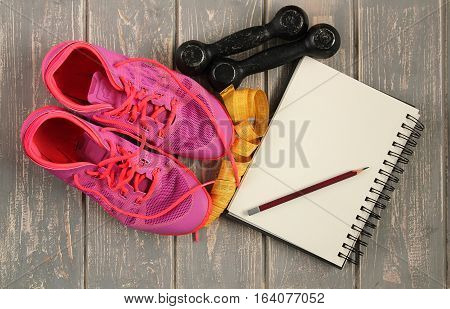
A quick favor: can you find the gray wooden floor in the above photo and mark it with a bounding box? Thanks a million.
[0,0,447,289]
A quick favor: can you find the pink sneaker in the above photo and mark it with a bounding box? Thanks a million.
[21,106,212,235]
[41,40,234,161]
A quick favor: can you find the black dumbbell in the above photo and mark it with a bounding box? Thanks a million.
[207,23,341,91]
[175,5,309,76]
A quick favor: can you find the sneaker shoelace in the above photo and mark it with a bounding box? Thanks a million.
[73,135,213,221]
[109,58,240,186]
[93,76,178,138]
[85,139,159,204]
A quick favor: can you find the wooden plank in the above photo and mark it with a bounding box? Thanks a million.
[86,0,175,288]
[265,0,356,288]
[358,0,446,288]
[175,0,265,288]
[0,0,85,288]
[447,0,449,290]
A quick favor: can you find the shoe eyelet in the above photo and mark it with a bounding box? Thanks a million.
[127,118,135,124]
[140,125,149,132]
[139,158,149,166]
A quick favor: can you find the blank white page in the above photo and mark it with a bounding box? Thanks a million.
[227,57,420,267]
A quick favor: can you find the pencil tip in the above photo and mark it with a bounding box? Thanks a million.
[355,167,369,174]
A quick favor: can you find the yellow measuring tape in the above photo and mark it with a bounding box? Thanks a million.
[205,85,269,226]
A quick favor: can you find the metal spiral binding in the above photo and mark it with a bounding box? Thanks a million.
[338,113,424,265]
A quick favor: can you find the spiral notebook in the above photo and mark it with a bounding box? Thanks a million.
[226,57,422,268]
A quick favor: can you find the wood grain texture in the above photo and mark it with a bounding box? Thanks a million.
[447,0,449,290]
[175,0,265,288]
[265,0,356,288]
[85,0,175,288]
[358,0,446,288]
[0,0,85,288]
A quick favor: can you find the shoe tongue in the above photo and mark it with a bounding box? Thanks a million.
[75,132,109,164]
[87,71,125,107]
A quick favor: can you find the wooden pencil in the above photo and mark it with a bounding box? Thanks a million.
[248,167,369,216]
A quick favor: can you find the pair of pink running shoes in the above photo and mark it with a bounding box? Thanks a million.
[21,41,239,236]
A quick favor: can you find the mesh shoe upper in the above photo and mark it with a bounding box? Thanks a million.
[21,106,212,235]
[41,41,234,160]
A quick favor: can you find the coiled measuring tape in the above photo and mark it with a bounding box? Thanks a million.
[205,85,269,226]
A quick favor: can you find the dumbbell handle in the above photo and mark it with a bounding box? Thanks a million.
[208,24,276,57]
[235,39,309,76]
